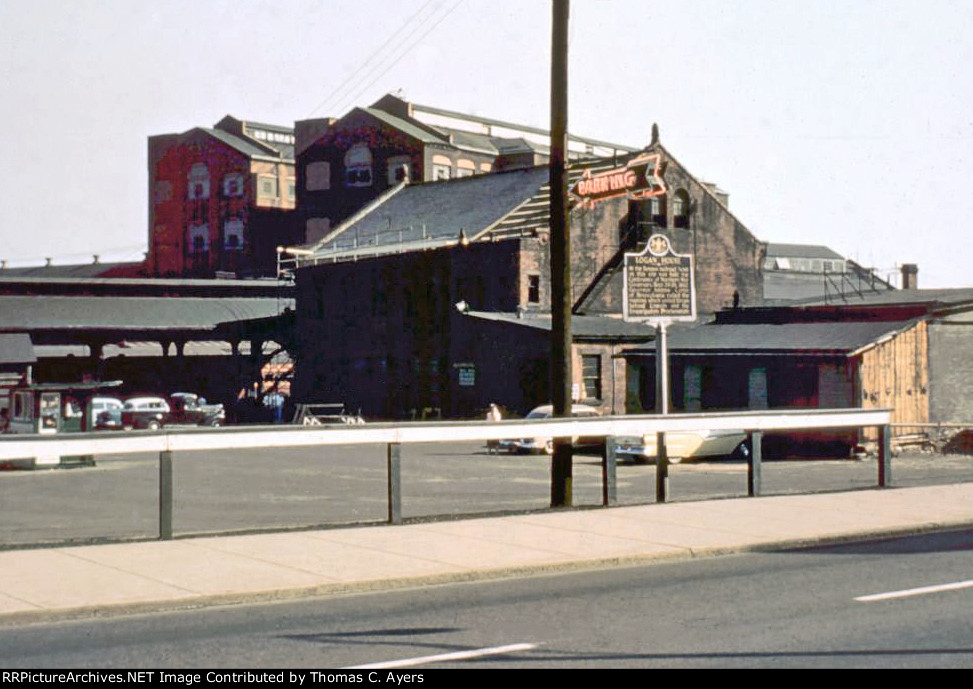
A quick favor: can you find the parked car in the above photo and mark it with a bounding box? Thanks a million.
[613,429,749,464]
[168,392,225,427]
[120,396,171,430]
[499,403,602,455]
[92,396,124,430]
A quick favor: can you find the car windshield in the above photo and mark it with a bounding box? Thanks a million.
[526,410,551,419]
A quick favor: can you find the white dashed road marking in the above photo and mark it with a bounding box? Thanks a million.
[855,579,973,602]
[343,642,539,669]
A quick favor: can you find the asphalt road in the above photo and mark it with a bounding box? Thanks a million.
[1,529,971,669]
[1,441,972,548]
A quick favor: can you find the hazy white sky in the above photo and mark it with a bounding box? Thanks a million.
[2,0,972,287]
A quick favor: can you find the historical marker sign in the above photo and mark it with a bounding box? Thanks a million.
[623,234,696,323]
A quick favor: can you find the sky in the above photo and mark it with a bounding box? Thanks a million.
[1,0,972,288]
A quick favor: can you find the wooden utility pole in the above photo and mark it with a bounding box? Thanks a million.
[550,0,572,507]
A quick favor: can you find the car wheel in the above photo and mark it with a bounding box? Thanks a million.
[730,441,750,461]
[147,420,161,431]
[667,455,682,465]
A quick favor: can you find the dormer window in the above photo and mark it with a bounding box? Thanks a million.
[344,143,373,187]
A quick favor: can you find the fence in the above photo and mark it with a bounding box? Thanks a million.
[0,408,893,543]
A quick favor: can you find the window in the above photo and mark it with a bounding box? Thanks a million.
[673,189,690,229]
[13,391,31,421]
[387,155,412,185]
[582,355,602,400]
[187,224,209,253]
[456,159,476,178]
[223,219,244,250]
[527,274,540,304]
[259,176,279,198]
[286,179,296,200]
[187,163,210,200]
[306,161,331,191]
[431,154,452,181]
[344,143,373,187]
[222,174,245,197]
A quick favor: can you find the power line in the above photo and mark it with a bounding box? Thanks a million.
[328,0,466,118]
[305,0,441,118]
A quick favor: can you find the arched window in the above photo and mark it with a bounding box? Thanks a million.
[188,163,210,200]
[673,189,691,229]
[344,144,373,187]
[187,224,209,253]
[223,219,244,250]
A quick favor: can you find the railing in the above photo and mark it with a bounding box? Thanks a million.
[0,408,893,542]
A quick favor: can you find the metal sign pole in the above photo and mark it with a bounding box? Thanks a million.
[655,320,669,415]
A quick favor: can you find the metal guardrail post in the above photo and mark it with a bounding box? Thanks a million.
[747,430,763,497]
[602,436,617,506]
[878,424,892,487]
[655,432,669,503]
[387,442,402,524]
[159,450,173,540]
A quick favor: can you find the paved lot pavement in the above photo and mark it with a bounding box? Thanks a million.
[1,482,972,627]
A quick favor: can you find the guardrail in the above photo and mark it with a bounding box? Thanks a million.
[0,407,893,541]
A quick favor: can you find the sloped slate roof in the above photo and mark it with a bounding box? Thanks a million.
[322,167,551,250]
[797,288,973,309]
[0,296,292,332]
[0,333,36,364]
[465,311,656,340]
[765,243,844,260]
[0,263,140,279]
[654,320,917,354]
[200,128,291,161]
[359,107,444,144]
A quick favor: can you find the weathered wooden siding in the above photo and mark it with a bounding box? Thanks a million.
[859,320,928,438]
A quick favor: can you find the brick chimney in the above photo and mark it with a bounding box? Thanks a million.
[901,263,918,290]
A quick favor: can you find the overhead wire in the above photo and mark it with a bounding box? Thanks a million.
[306,0,465,119]
[330,0,465,117]
[306,0,442,118]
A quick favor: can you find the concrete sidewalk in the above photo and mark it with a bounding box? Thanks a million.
[1,483,972,626]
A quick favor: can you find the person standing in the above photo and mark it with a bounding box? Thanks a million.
[486,403,501,453]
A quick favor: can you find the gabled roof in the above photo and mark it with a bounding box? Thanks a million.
[796,288,973,311]
[305,167,551,259]
[198,127,292,162]
[358,107,445,145]
[464,311,656,341]
[766,243,845,260]
[0,296,292,333]
[625,320,918,356]
[0,334,36,365]
[0,262,140,279]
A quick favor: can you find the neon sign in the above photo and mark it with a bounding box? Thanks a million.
[570,153,666,208]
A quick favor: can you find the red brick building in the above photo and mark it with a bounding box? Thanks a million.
[294,93,636,247]
[288,131,768,419]
[147,116,299,278]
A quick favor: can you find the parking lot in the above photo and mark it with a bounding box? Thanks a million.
[1,440,972,549]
